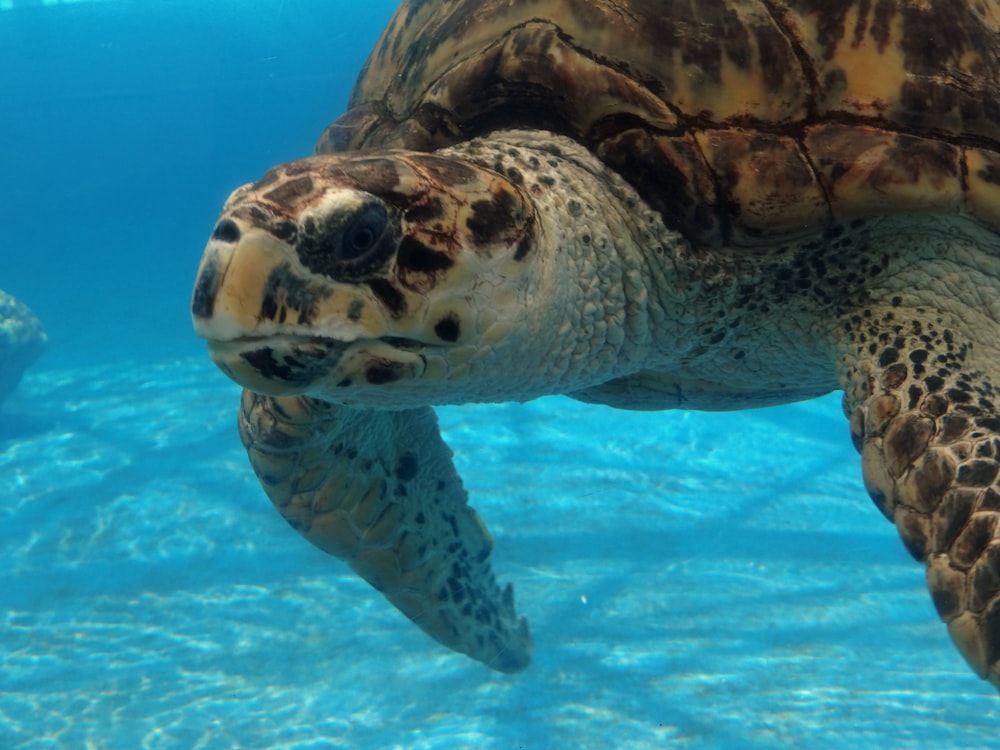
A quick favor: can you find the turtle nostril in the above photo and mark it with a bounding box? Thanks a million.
[212,219,241,243]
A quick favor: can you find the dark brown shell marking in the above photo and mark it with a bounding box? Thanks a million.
[318,0,1000,247]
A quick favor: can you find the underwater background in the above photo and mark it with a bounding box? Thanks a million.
[1,1,998,747]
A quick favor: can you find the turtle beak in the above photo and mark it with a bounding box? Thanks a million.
[191,221,333,397]
[191,218,288,342]
[191,213,428,400]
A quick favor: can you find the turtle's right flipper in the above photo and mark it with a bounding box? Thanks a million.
[238,390,531,672]
[841,310,1000,689]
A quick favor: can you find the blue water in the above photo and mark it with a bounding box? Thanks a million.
[1,1,998,747]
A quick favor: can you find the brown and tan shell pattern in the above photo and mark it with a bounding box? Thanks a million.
[318,0,1000,248]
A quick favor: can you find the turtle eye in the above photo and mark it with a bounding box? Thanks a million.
[338,203,387,262]
[296,197,399,281]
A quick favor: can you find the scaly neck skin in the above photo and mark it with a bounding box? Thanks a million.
[633,214,1000,410]
[446,130,843,407]
[437,131,670,399]
[447,131,1000,411]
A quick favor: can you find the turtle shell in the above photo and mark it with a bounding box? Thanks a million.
[317,0,1000,248]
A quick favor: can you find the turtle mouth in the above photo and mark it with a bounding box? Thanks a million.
[206,333,348,361]
[206,333,425,354]
[204,333,428,396]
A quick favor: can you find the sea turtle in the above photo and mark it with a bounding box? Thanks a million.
[0,290,46,410]
[191,0,1000,686]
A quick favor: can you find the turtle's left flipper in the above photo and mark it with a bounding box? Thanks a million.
[841,310,1000,689]
[238,391,531,672]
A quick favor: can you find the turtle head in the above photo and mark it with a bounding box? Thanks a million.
[191,150,539,406]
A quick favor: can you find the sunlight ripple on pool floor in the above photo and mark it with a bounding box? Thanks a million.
[1,358,998,748]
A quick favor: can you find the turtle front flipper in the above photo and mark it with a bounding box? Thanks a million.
[841,311,1000,688]
[238,390,531,672]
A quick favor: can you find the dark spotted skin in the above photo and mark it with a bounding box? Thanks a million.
[843,315,1000,682]
[260,264,331,326]
[238,392,530,672]
[434,313,460,343]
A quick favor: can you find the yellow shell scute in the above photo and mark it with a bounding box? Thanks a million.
[804,124,964,224]
[694,128,829,243]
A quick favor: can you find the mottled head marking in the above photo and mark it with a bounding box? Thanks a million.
[192,147,540,405]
